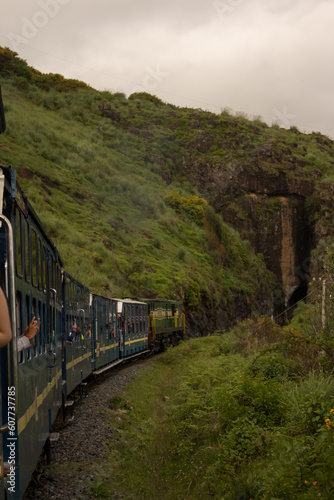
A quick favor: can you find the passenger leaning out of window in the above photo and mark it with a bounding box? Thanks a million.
[0,287,40,351]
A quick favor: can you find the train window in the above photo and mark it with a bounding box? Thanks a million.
[32,297,38,356]
[132,308,135,334]
[57,266,61,304]
[66,315,70,339]
[53,258,56,291]
[37,301,42,354]
[69,283,73,309]
[136,306,138,334]
[15,292,22,338]
[105,307,109,342]
[53,259,56,292]
[139,306,141,332]
[31,229,38,287]
[66,281,69,309]
[38,239,42,290]
[42,303,46,352]
[25,294,32,360]
[41,244,45,292]
[50,255,54,290]
[49,255,52,290]
[15,209,22,277]
[16,292,23,364]
[47,303,52,346]
[50,301,55,350]
[55,267,59,301]
[57,309,61,346]
[25,220,30,283]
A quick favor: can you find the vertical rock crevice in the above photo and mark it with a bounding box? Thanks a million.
[221,192,313,315]
[280,196,311,309]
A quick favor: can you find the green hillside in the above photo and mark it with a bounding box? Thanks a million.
[95,323,334,499]
[1,47,334,331]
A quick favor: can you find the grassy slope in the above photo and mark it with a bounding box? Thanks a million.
[1,48,334,318]
[0,73,275,310]
[90,320,334,499]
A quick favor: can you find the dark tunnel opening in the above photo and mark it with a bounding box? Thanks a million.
[288,283,308,309]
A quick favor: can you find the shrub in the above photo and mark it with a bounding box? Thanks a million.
[184,280,200,309]
[178,248,186,261]
[248,352,292,381]
[164,191,207,224]
[284,372,334,434]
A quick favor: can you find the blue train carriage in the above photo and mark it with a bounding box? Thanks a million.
[141,299,186,352]
[117,299,149,359]
[62,272,92,399]
[0,87,8,500]
[0,165,63,499]
[91,294,120,374]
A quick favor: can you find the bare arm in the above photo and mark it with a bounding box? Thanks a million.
[0,288,12,348]
[17,316,40,353]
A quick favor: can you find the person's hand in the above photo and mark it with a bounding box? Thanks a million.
[24,316,40,340]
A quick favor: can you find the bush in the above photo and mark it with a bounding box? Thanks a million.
[184,280,200,309]
[164,191,207,224]
[284,372,334,434]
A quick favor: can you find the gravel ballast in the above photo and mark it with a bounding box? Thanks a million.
[23,359,152,500]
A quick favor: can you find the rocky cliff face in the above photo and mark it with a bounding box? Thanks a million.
[182,143,315,314]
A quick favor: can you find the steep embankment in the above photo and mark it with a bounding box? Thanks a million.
[1,48,334,331]
[175,118,334,316]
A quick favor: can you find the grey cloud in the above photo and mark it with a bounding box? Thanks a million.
[1,0,334,137]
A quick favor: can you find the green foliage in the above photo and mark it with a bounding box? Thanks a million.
[0,47,90,92]
[177,247,186,261]
[184,280,201,309]
[284,372,334,434]
[164,191,207,224]
[204,205,225,242]
[88,323,334,499]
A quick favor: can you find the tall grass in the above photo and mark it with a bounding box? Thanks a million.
[87,320,334,499]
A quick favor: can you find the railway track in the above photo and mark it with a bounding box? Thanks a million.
[23,359,152,500]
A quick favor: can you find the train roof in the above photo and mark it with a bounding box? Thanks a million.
[117,298,147,305]
[115,298,148,314]
[138,298,181,304]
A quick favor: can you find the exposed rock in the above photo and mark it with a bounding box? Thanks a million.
[182,153,315,312]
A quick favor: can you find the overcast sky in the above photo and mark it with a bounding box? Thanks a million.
[1,0,334,137]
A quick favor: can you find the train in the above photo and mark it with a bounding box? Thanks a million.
[0,86,185,499]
